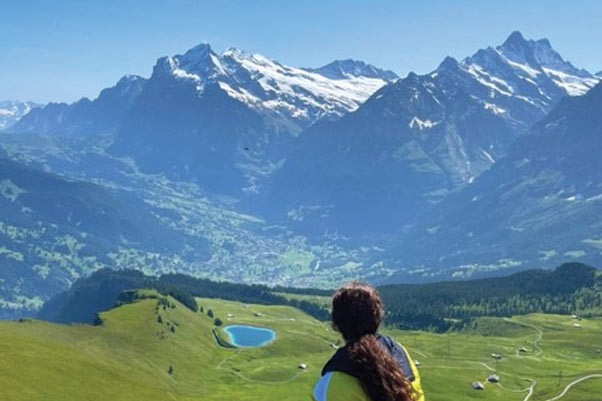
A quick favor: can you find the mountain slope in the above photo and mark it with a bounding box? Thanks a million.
[218,48,395,129]
[266,32,599,236]
[7,75,147,135]
[109,44,394,195]
[380,82,602,281]
[0,101,41,131]
[0,157,192,318]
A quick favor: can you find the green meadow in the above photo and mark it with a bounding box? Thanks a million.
[1,292,601,401]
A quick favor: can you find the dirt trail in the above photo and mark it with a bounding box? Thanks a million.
[503,318,543,356]
[542,374,602,401]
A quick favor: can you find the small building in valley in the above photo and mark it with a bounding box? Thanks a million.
[487,374,500,383]
[472,381,484,390]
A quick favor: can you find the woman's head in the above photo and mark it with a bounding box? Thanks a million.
[332,282,383,342]
[331,282,415,401]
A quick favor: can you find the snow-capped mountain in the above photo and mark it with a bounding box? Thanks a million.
[458,31,598,126]
[265,32,599,236]
[108,43,396,195]
[0,101,41,131]
[381,81,602,282]
[306,59,399,81]
[596,71,602,78]
[145,44,395,134]
[7,75,147,135]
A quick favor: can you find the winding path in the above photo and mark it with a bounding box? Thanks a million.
[542,374,602,401]
[503,318,543,356]
[522,379,537,401]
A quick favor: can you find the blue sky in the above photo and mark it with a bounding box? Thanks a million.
[2,0,601,103]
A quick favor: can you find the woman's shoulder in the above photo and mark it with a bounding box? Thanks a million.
[313,371,371,401]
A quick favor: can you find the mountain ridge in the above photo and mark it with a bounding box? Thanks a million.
[305,58,399,81]
[7,75,147,135]
[265,31,599,235]
[379,80,602,281]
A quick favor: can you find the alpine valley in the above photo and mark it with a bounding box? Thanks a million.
[1,31,601,318]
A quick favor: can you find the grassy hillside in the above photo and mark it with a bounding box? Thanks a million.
[36,263,602,334]
[1,291,602,400]
[0,291,337,401]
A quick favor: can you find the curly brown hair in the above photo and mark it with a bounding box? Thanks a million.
[332,282,415,401]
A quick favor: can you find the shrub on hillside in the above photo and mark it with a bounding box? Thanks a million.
[93,313,103,326]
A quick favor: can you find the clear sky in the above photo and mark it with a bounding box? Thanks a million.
[2,0,601,103]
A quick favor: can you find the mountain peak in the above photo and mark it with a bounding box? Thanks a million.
[221,47,245,57]
[502,31,527,47]
[437,56,460,71]
[307,59,398,81]
[535,37,552,48]
[116,74,145,86]
[179,43,219,67]
[498,31,539,64]
[184,42,212,56]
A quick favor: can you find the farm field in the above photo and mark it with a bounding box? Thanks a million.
[0,292,601,401]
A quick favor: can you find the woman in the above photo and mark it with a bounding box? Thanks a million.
[313,282,424,401]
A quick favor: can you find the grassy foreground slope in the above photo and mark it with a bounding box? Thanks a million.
[1,292,602,401]
[0,292,338,401]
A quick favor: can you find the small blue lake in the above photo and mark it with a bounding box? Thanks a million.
[223,325,276,347]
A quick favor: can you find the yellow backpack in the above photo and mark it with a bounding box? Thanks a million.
[312,335,424,401]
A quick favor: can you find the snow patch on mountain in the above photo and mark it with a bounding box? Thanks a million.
[155,44,393,132]
[305,59,399,81]
[457,31,599,125]
[0,101,42,130]
[483,102,507,115]
[541,67,599,96]
[495,31,598,96]
[409,117,440,130]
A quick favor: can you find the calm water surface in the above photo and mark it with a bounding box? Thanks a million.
[223,324,276,347]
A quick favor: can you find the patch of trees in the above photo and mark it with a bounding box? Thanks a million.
[162,287,197,312]
[378,263,602,331]
[38,268,329,324]
[38,263,600,333]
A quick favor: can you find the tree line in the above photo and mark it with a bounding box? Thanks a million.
[38,263,601,332]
